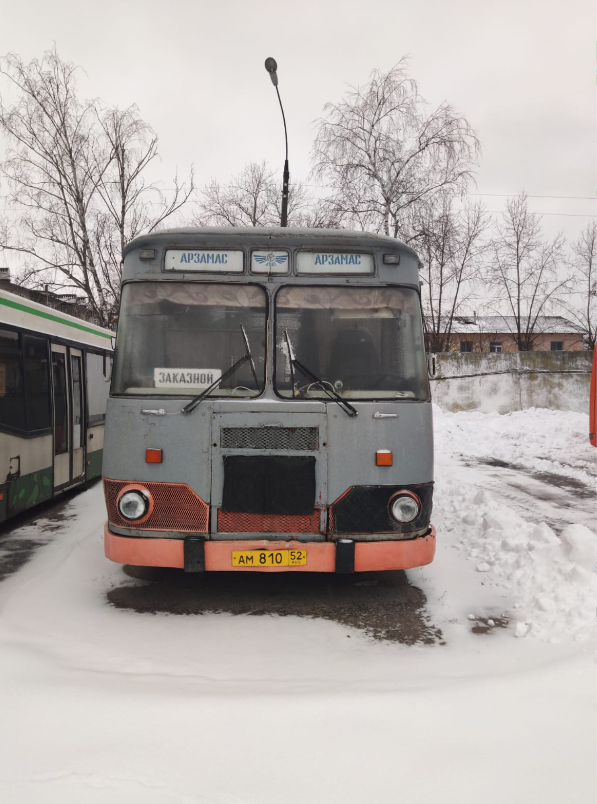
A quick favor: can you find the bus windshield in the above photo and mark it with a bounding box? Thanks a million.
[112,283,267,396]
[275,286,429,400]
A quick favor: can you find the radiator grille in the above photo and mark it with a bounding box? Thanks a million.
[217,509,320,533]
[220,426,319,451]
[104,479,209,532]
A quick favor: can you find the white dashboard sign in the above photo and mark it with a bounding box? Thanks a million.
[296,252,374,274]
[154,368,222,389]
[165,250,243,272]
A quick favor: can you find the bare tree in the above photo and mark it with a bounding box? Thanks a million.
[195,160,315,228]
[561,220,597,350]
[311,60,480,239]
[0,48,193,326]
[415,193,488,352]
[486,192,567,351]
[0,50,110,321]
[93,106,194,309]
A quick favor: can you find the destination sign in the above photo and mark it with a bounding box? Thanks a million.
[165,250,243,272]
[154,368,222,389]
[296,252,374,275]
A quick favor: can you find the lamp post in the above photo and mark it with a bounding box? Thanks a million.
[264,57,289,227]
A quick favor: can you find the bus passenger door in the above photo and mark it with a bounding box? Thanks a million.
[51,345,70,488]
[70,348,85,481]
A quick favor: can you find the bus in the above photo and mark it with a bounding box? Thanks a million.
[103,228,435,573]
[0,287,113,523]
[590,344,596,448]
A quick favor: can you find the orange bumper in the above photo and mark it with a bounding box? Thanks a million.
[104,523,436,572]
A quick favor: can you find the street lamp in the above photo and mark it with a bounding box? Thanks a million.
[264,57,289,227]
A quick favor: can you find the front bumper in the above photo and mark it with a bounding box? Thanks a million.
[103,523,436,572]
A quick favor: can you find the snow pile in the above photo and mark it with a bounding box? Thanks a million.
[452,488,596,642]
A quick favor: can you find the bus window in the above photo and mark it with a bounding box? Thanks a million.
[71,355,83,448]
[112,283,267,397]
[275,286,430,400]
[52,352,68,454]
[0,348,26,432]
[23,335,51,431]
[86,352,110,425]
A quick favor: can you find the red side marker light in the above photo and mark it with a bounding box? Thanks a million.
[376,450,393,466]
[146,449,162,464]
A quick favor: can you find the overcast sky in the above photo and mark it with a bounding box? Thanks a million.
[0,0,594,243]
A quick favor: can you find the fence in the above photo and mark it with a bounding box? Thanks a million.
[428,351,593,414]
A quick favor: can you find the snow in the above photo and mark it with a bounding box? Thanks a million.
[0,408,594,803]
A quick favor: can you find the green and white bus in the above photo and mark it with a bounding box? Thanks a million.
[0,287,113,523]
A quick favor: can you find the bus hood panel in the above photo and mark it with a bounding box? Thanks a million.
[326,400,433,502]
[103,398,213,502]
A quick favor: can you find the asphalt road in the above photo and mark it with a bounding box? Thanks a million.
[108,564,445,645]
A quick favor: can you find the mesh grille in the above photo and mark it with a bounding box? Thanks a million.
[217,509,320,533]
[328,484,434,535]
[104,479,209,532]
[220,427,319,451]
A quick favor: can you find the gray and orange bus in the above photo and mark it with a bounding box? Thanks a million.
[102,228,435,573]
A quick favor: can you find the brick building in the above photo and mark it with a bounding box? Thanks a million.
[427,314,586,353]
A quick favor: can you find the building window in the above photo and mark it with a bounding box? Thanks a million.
[489,342,502,353]
[460,341,473,353]
[551,341,563,351]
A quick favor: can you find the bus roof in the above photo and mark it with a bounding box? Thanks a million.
[124,227,421,262]
[0,286,113,347]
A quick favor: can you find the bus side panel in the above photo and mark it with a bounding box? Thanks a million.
[0,433,53,517]
[0,482,7,522]
[86,424,105,481]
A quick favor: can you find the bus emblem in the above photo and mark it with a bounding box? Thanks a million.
[254,252,287,269]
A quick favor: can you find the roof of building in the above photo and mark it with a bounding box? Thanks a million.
[0,278,100,325]
[431,315,585,336]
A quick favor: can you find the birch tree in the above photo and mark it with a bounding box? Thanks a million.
[415,193,488,352]
[487,193,567,351]
[0,48,193,326]
[195,160,318,227]
[311,61,480,240]
[563,220,597,349]
[94,107,194,310]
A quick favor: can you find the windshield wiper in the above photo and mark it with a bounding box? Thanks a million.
[181,325,259,414]
[283,329,357,418]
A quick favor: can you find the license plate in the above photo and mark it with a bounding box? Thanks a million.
[231,549,307,567]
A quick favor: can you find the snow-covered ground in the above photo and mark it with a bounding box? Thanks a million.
[0,409,594,804]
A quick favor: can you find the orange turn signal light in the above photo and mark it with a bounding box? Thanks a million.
[145,448,162,464]
[376,450,393,466]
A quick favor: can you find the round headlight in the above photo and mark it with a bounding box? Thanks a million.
[118,490,149,521]
[390,493,420,523]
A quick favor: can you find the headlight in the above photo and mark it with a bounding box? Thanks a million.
[389,493,420,523]
[118,490,149,521]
